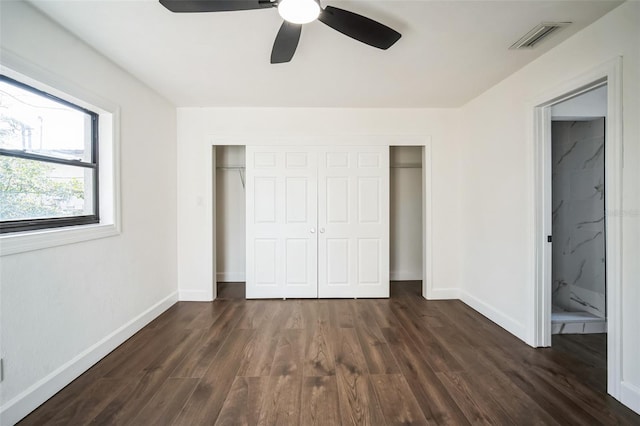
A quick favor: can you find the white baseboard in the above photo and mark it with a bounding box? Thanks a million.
[179,288,213,301]
[216,272,245,282]
[389,271,422,281]
[458,289,527,342]
[621,381,640,415]
[426,287,460,300]
[0,292,178,426]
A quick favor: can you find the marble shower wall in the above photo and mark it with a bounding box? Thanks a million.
[552,119,606,318]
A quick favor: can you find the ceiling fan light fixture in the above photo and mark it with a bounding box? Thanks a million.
[278,0,320,24]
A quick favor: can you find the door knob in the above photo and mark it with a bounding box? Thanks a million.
[310,228,316,233]
[319,228,325,233]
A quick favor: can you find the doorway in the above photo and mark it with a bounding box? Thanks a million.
[549,86,608,390]
[213,141,433,301]
[215,145,247,299]
[550,87,607,335]
[390,146,424,296]
[533,58,623,399]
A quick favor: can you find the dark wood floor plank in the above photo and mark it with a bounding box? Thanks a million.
[217,282,246,299]
[172,328,254,425]
[147,302,208,331]
[371,300,400,328]
[45,378,133,426]
[88,329,204,425]
[381,327,470,426]
[170,302,245,378]
[237,303,288,377]
[17,283,640,426]
[270,329,306,377]
[436,299,522,349]
[389,300,463,373]
[284,301,306,329]
[436,371,511,425]
[399,287,445,329]
[552,333,607,370]
[129,378,198,426]
[315,301,334,327]
[304,320,336,377]
[334,328,386,426]
[301,376,341,426]
[237,329,282,378]
[370,374,429,426]
[481,344,604,425]
[215,376,270,426]
[253,328,306,425]
[463,370,562,426]
[104,322,195,379]
[256,374,303,425]
[236,300,269,329]
[506,346,637,425]
[185,300,231,330]
[333,300,356,328]
[18,366,116,425]
[352,302,400,375]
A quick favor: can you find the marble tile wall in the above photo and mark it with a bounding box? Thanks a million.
[551,118,606,318]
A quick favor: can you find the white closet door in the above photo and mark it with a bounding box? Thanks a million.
[318,146,390,298]
[246,146,318,299]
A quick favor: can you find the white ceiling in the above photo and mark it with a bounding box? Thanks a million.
[28,0,622,107]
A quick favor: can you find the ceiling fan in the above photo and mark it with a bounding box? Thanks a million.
[159,0,401,63]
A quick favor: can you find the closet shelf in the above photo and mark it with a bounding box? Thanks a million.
[216,166,245,188]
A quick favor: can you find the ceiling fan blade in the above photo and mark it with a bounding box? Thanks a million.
[159,0,273,13]
[318,6,401,49]
[271,21,302,64]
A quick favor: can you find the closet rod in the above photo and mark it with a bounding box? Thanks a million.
[216,166,245,188]
[390,165,422,169]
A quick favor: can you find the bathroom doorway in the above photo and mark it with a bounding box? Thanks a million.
[549,86,608,391]
[550,86,607,335]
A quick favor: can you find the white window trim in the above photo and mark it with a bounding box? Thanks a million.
[0,52,121,256]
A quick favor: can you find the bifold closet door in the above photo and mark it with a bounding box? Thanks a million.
[318,147,390,298]
[245,146,318,299]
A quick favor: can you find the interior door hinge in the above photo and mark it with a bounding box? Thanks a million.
[547,235,552,243]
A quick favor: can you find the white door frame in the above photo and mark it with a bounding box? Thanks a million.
[209,136,433,300]
[530,57,623,399]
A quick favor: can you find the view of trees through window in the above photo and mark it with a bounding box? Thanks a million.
[0,75,98,230]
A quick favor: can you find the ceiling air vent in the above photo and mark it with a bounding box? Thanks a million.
[510,22,571,49]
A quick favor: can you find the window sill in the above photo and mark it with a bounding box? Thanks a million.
[0,222,120,256]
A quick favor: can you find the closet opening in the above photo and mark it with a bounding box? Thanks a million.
[389,146,424,298]
[213,142,431,300]
[215,145,247,299]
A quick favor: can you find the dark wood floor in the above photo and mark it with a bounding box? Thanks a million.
[20,282,639,425]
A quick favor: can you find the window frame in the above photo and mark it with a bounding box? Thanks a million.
[0,74,100,233]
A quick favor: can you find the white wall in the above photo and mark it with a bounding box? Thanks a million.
[390,146,423,281]
[0,2,177,424]
[177,108,461,301]
[458,1,639,412]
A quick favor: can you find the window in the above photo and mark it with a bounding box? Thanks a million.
[0,75,99,233]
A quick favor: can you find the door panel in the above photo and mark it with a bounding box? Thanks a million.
[318,146,389,298]
[246,146,318,298]
[326,238,350,285]
[326,177,349,223]
[358,177,381,223]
